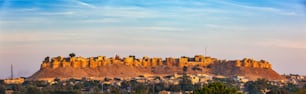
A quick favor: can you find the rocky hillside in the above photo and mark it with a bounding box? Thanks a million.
[28,54,284,81]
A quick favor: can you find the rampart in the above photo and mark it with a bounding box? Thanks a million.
[40,54,271,69]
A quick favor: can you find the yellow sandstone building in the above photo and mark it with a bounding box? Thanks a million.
[40,54,272,69]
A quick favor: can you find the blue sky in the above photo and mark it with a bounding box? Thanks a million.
[0,0,305,78]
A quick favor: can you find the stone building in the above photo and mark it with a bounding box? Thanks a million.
[40,54,272,70]
[165,57,176,67]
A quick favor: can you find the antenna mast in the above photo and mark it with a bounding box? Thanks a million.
[11,64,13,79]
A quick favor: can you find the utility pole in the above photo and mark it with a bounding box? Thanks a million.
[11,64,13,79]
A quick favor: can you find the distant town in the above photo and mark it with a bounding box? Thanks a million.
[1,70,306,94]
[1,53,306,94]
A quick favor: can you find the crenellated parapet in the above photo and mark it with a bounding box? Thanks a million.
[211,58,272,69]
[232,58,272,69]
[176,55,217,67]
[51,56,63,69]
[178,56,188,67]
[39,54,272,69]
[123,56,162,67]
[165,57,176,67]
[40,54,219,69]
[150,57,163,67]
[141,56,150,67]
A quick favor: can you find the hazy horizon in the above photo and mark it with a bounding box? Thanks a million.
[0,0,306,79]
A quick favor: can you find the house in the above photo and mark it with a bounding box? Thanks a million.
[233,76,249,83]
[3,77,25,84]
[190,75,200,84]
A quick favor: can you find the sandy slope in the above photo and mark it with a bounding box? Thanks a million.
[29,64,284,81]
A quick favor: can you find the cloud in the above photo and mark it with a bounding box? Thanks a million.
[13,8,40,12]
[205,24,247,31]
[94,6,161,18]
[0,25,185,43]
[72,0,96,9]
[256,39,306,49]
[39,11,75,16]
[215,0,301,16]
[80,18,120,23]
[0,32,76,43]
[0,17,57,26]
[130,26,185,32]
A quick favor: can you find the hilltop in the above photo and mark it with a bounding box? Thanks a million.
[28,53,284,81]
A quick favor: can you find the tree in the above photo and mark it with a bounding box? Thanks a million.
[244,79,270,94]
[183,66,188,73]
[134,83,149,94]
[168,84,181,92]
[194,82,240,94]
[297,88,306,94]
[0,85,5,94]
[180,78,193,91]
[110,86,120,94]
[54,78,61,83]
[283,83,299,93]
[73,83,84,90]
[267,88,289,94]
[33,81,48,87]
[44,56,50,63]
[154,83,165,92]
[69,53,76,58]
[26,86,42,94]
[182,66,188,92]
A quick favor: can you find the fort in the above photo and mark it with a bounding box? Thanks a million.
[40,53,272,69]
[30,53,283,81]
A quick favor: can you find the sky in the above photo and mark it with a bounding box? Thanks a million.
[0,0,305,78]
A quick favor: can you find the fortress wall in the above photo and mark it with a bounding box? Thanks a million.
[233,58,272,69]
[41,62,50,69]
[62,61,71,68]
[166,57,176,67]
[89,58,98,68]
[133,60,141,66]
[41,55,272,69]
[124,56,134,66]
[235,60,241,67]
[178,57,188,67]
[52,61,60,69]
[151,58,162,67]
[194,55,205,62]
